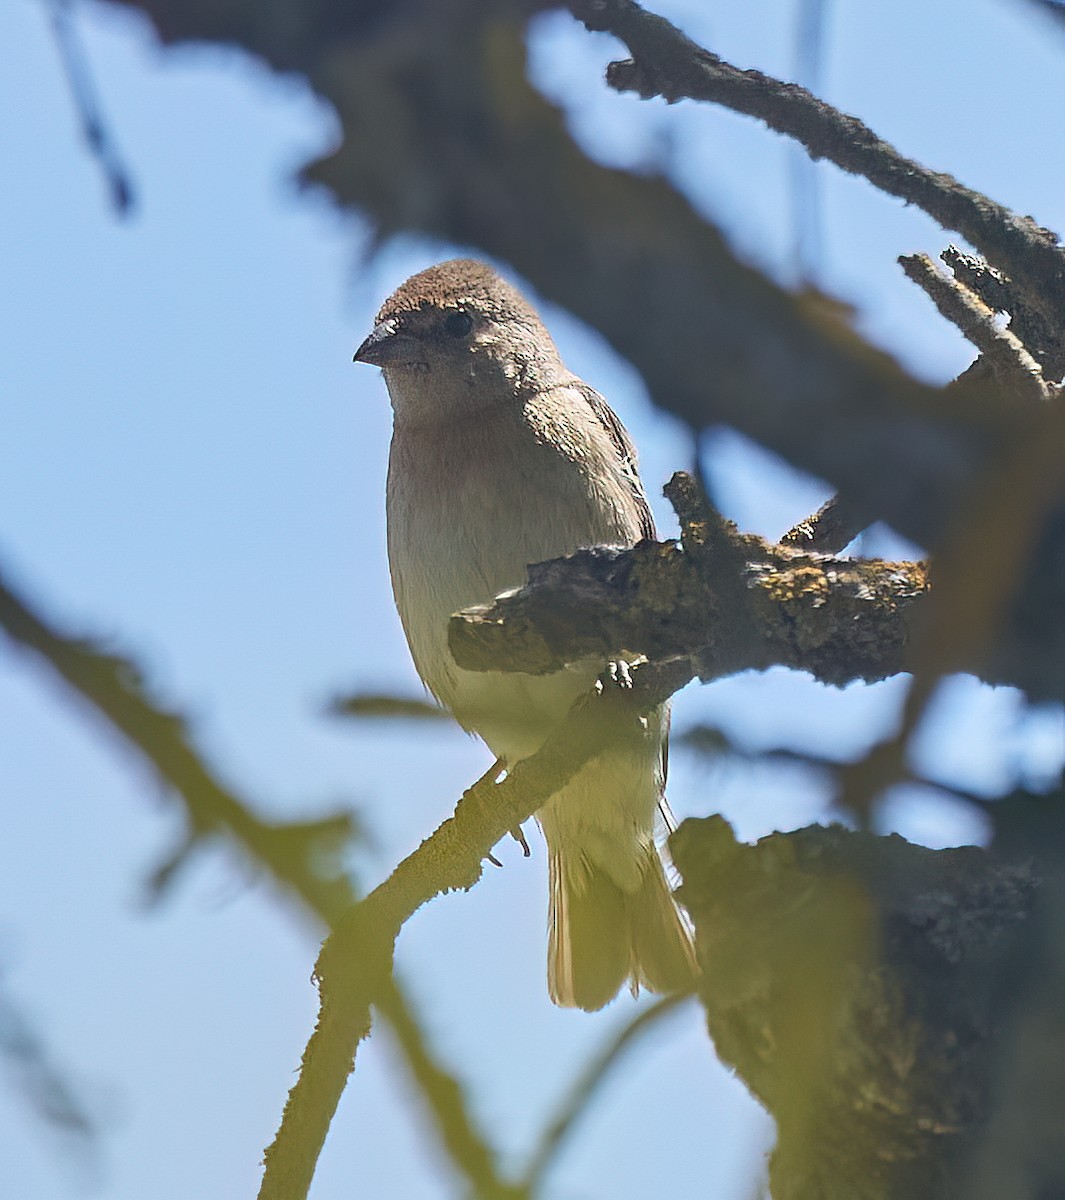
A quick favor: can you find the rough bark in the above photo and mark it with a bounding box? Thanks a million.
[672,815,1043,1200]
[450,473,930,688]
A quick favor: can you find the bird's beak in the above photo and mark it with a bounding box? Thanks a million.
[353,318,415,367]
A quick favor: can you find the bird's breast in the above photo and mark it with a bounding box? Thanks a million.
[386,402,642,757]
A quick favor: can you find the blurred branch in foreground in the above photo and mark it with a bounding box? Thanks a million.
[674,721,989,812]
[521,992,691,1191]
[0,566,511,1199]
[0,968,101,1181]
[0,566,681,1199]
[328,690,451,722]
[1023,0,1065,34]
[0,565,358,920]
[673,815,1048,1200]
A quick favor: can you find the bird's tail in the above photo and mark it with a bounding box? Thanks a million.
[547,844,697,1012]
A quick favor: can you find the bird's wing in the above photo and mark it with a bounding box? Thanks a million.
[572,382,667,788]
[573,382,657,542]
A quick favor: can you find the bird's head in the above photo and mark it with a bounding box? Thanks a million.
[353,259,565,423]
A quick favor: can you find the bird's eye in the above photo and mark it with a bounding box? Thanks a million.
[444,310,473,339]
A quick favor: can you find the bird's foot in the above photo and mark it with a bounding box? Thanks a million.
[473,757,510,866]
[473,756,506,789]
[597,659,634,693]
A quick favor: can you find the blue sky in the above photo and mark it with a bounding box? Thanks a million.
[2,1,1064,1197]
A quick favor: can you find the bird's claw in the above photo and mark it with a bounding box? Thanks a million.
[600,659,634,691]
[473,757,507,789]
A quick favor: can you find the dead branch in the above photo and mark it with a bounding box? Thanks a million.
[781,494,871,554]
[449,473,928,686]
[899,253,1049,405]
[569,0,1065,326]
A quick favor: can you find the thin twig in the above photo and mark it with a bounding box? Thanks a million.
[675,721,993,811]
[379,974,528,1200]
[899,253,1049,405]
[568,0,1065,322]
[48,0,135,216]
[0,971,101,1164]
[781,494,870,554]
[941,245,1065,381]
[940,246,1012,313]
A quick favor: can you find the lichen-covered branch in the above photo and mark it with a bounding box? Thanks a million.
[672,815,1040,1200]
[781,494,871,554]
[449,473,929,687]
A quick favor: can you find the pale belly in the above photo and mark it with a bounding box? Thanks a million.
[386,410,642,762]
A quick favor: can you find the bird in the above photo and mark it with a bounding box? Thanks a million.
[353,258,696,1011]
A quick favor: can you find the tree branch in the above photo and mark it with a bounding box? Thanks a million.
[899,253,1050,405]
[521,992,691,1190]
[569,0,1065,325]
[941,245,1065,381]
[672,814,1041,1200]
[0,567,513,1200]
[781,494,871,554]
[0,970,101,1169]
[262,655,690,1200]
[449,473,929,687]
